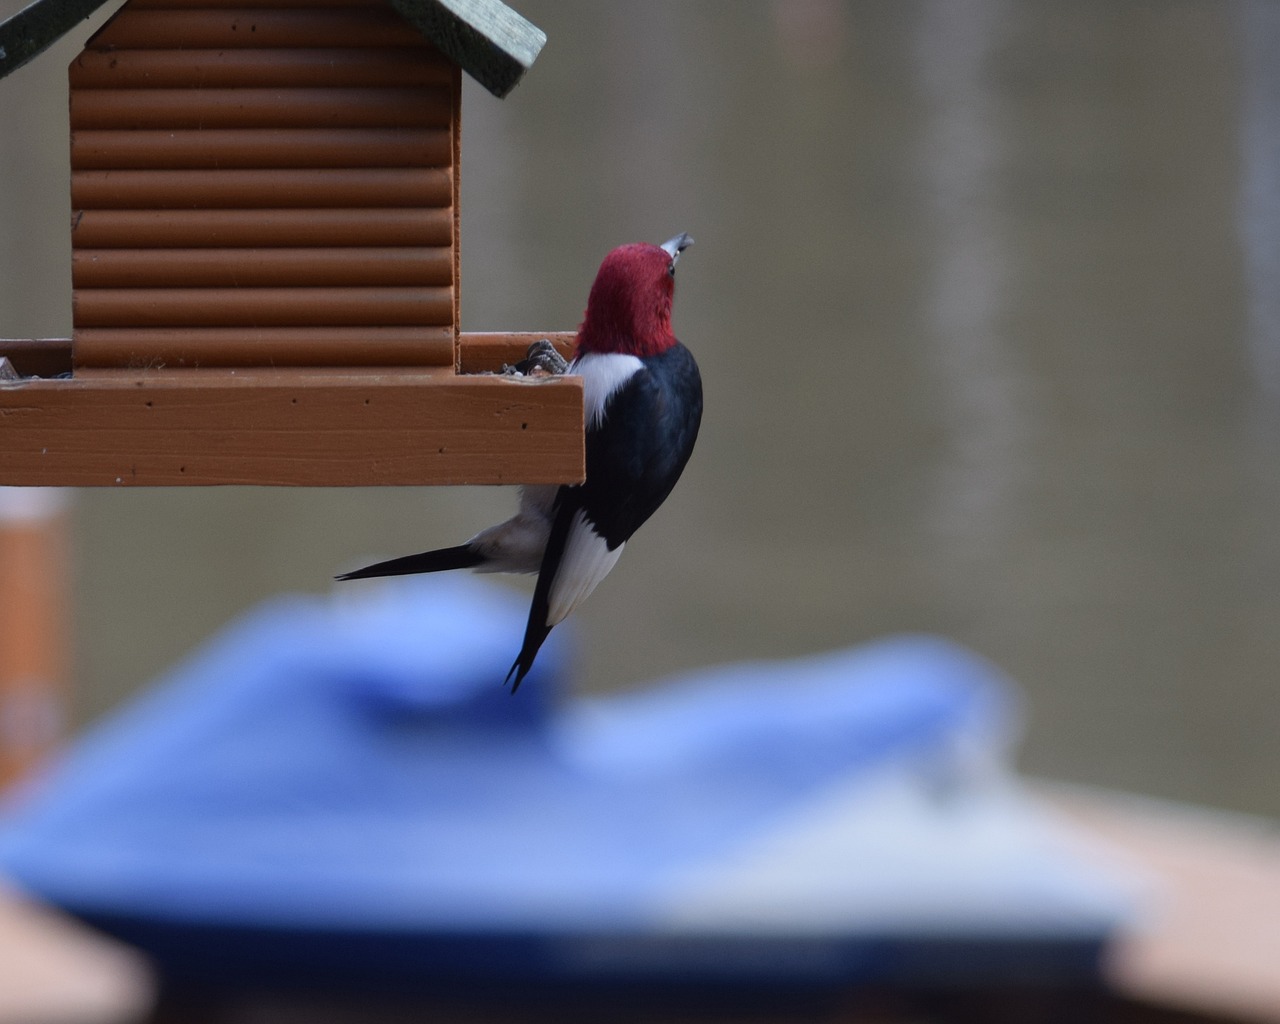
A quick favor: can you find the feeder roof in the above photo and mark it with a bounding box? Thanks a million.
[0,0,544,96]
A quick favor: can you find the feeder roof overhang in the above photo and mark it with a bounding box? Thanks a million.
[0,0,544,96]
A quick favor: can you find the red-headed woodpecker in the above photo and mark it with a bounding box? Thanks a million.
[337,233,703,691]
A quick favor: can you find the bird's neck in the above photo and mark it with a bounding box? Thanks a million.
[576,310,676,359]
[576,329,676,359]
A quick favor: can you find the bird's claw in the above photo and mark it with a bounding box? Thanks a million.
[504,339,569,378]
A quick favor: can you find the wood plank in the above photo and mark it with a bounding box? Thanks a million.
[70,86,451,131]
[4,333,580,376]
[89,8,425,50]
[70,127,450,170]
[0,369,583,487]
[72,247,452,289]
[69,48,454,89]
[72,208,451,248]
[73,326,454,368]
[73,287,453,328]
[71,168,451,210]
[458,331,576,373]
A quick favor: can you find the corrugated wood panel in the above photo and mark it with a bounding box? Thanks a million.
[73,247,452,287]
[71,168,452,209]
[69,48,453,88]
[73,327,453,367]
[70,0,459,370]
[72,208,451,248]
[70,86,453,129]
[74,287,452,327]
[71,128,451,170]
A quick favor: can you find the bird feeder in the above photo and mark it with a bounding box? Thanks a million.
[0,0,583,486]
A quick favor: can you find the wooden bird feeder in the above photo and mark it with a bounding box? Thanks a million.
[0,0,583,486]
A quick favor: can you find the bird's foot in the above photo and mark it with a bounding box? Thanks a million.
[503,339,568,378]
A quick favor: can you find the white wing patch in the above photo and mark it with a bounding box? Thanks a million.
[547,510,624,626]
[572,352,644,428]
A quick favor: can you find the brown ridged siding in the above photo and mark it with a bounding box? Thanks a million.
[72,208,451,248]
[73,327,453,368]
[73,247,452,287]
[69,0,459,369]
[71,169,452,209]
[69,48,453,89]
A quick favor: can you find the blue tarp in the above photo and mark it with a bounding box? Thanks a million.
[0,577,1134,991]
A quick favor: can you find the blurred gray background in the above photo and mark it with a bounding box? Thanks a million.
[2,0,1278,817]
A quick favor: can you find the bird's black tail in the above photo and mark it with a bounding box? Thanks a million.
[505,496,577,692]
[335,544,482,581]
[505,618,553,694]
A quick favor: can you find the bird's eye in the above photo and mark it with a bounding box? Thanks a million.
[667,261,676,278]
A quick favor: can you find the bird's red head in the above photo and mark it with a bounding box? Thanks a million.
[575,233,693,358]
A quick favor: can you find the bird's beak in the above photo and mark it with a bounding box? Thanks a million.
[661,232,694,264]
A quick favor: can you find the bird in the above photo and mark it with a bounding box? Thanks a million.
[336,233,703,691]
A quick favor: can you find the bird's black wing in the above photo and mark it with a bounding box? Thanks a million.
[578,342,703,548]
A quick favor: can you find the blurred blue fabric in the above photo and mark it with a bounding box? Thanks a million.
[0,577,1133,988]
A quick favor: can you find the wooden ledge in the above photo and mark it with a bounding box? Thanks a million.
[0,333,582,486]
[458,331,574,372]
[0,332,575,376]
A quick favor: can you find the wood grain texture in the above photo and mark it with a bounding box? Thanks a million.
[70,86,451,130]
[73,287,453,328]
[69,48,455,89]
[72,247,453,288]
[66,3,462,370]
[89,8,425,50]
[4,333,574,373]
[70,127,450,170]
[72,208,451,248]
[74,326,454,367]
[0,368,584,486]
[71,168,451,210]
